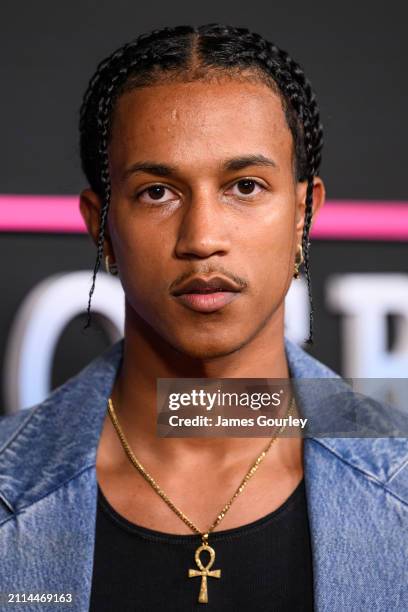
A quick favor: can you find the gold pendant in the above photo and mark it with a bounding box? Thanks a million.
[188,537,221,604]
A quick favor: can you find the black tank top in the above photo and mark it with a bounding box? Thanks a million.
[89,478,314,611]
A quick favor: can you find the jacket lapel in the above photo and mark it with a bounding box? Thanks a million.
[285,340,408,610]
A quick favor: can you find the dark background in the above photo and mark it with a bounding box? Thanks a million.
[3,0,407,199]
[1,0,407,406]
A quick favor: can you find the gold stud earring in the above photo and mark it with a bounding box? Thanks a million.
[293,244,304,279]
[104,254,119,276]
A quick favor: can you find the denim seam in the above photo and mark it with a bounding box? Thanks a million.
[0,405,40,455]
[0,463,96,527]
[0,406,42,516]
[312,438,408,508]
[386,455,408,483]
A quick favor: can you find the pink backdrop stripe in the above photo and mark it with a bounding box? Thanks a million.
[0,196,85,233]
[311,201,408,240]
[1,195,408,240]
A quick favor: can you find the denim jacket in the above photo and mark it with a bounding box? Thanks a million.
[0,337,407,611]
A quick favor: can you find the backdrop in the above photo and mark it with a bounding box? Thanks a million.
[1,0,407,413]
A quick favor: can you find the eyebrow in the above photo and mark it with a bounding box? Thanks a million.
[122,162,176,181]
[223,154,278,171]
[122,154,278,181]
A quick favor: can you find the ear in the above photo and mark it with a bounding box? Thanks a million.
[294,177,326,244]
[79,188,115,258]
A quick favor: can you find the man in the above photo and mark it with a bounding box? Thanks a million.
[0,24,407,612]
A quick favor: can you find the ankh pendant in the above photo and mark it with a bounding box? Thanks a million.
[188,537,221,604]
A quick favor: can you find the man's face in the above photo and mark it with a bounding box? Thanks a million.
[85,78,318,359]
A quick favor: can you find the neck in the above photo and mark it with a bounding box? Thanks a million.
[108,301,290,463]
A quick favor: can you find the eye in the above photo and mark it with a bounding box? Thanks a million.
[227,179,265,198]
[136,184,179,204]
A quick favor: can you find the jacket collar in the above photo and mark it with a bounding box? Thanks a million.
[1,336,407,513]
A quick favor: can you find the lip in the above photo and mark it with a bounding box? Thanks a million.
[174,291,241,313]
[171,275,243,296]
[170,274,243,313]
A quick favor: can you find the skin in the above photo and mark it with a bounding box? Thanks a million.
[80,77,325,534]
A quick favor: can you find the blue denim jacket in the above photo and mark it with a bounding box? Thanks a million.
[0,338,407,611]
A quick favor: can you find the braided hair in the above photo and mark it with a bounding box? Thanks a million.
[79,24,323,344]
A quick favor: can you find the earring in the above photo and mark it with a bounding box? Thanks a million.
[104,254,119,276]
[293,244,304,279]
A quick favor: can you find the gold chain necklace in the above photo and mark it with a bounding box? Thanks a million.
[107,395,296,604]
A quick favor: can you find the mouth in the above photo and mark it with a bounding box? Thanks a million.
[173,290,241,313]
[171,275,243,313]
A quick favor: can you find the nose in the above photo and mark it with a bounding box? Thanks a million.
[174,194,231,260]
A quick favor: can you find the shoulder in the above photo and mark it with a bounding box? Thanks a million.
[0,339,123,513]
[0,338,124,453]
[284,339,408,504]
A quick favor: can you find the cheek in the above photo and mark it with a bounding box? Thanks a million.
[111,218,172,299]
[110,189,296,316]
[241,202,296,287]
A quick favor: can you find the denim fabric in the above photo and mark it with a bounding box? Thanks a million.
[0,337,407,611]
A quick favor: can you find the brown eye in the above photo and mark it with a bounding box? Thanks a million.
[236,179,256,194]
[227,179,264,199]
[147,185,166,200]
[137,184,179,205]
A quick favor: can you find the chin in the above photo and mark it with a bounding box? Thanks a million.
[169,332,247,361]
[176,344,242,361]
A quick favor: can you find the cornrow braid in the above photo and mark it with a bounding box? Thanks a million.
[79,23,323,345]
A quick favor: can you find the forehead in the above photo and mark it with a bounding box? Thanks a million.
[109,79,293,172]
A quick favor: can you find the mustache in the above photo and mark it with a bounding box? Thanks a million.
[169,265,248,293]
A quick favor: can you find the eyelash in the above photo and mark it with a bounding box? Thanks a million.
[135,178,267,203]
